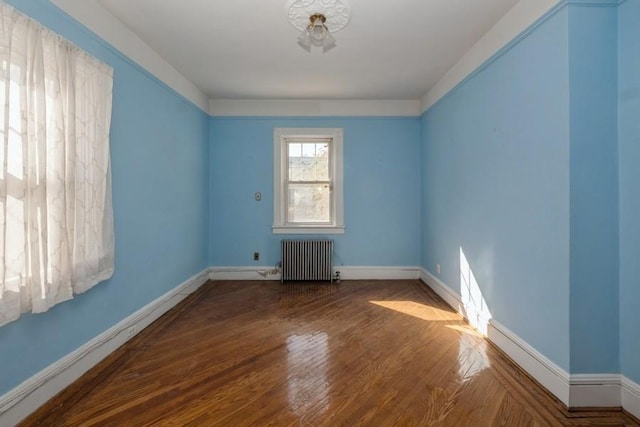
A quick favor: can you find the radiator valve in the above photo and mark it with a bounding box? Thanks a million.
[334,270,341,284]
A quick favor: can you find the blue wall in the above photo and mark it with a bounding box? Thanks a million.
[420,9,572,370]
[0,0,209,396]
[209,117,421,268]
[618,0,640,386]
[567,5,619,374]
[421,1,630,377]
[1,0,637,407]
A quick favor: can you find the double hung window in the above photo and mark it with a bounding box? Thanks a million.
[0,2,114,326]
[273,128,344,234]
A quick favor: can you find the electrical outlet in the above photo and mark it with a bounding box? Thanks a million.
[436,263,441,274]
[253,252,260,261]
[127,326,136,338]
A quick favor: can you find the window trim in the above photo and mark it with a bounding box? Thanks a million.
[273,128,344,234]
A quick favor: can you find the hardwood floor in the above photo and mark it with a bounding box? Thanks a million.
[21,280,639,426]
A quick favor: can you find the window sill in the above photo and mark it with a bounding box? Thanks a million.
[272,225,345,235]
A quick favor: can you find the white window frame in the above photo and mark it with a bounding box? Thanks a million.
[273,128,344,234]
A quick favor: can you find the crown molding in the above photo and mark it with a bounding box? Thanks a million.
[49,0,209,112]
[49,0,624,118]
[48,0,418,118]
[420,0,560,113]
[420,0,625,114]
[565,0,623,5]
[209,99,421,117]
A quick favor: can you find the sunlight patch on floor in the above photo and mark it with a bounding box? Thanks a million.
[369,300,461,321]
[445,324,483,337]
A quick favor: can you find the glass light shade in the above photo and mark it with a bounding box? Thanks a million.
[310,18,327,44]
[296,14,337,53]
[297,30,312,52]
[322,32,336,52]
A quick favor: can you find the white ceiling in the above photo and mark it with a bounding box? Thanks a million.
[92,0,520,101]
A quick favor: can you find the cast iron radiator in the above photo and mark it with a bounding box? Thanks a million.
[281,239,333,282]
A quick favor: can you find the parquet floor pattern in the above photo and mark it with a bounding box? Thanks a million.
[22,280,639,426]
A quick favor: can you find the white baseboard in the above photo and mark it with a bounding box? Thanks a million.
[0,268,209,427]
[487,319,571,406]
[420,268,571,405]
[622,377,640,419]
[209,266,421,281]
[569,374,622,408]
[208,267,281,281]
[338,266,420,280]
[419,267,640,414]
[4,266,637,423]
[419,268,465,315]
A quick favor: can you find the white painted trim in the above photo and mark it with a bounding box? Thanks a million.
[48,0,623,119]
[421,0,559,113]
[208,266,421,281]
[622,377,640,419]
[0,269,210,426]
[419,268,465,315]
[487,319,571,405]
[272,226,345,235]
[209,99,422,117]
[336,266,420,280]
[273,128,344,232]
[419,268,640,412]
[4,265,635,423]
[50,0,208,112]
[419,268,571,406]
[569,374,622,407]
[567,0,623,6]
[421,0,625,114]
[208,267,281,281]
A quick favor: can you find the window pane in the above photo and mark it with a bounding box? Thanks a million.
[288,142,329,181]
[287,183,330,223]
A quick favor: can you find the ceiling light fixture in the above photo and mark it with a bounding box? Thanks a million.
[297,13,335,53]
[286,0,351,53]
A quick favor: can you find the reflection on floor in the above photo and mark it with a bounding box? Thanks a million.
[22,280,639,426]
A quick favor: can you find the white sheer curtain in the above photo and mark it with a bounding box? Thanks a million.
[0,1,114,327]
